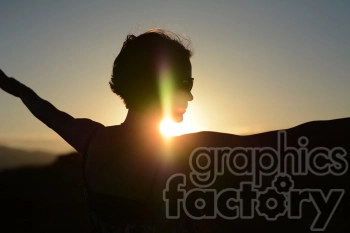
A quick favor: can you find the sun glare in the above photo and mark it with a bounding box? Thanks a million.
[160,118,178,137]
[160,118,197,137]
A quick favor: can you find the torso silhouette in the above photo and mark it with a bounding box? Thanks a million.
[83,123,202,232]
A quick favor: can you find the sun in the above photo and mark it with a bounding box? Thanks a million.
[160,118,196,137]
[160,118,179,137]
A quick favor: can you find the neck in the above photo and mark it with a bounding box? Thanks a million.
[122,109,163,136]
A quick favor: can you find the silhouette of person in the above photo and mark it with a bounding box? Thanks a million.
[1,29,349,233]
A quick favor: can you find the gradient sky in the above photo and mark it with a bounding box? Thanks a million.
[1,0,350,154]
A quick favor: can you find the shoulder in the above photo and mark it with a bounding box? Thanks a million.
[173,131,243,148]
[173,117,350,148]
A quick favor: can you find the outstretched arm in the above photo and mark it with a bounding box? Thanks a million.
[0,69,104,155]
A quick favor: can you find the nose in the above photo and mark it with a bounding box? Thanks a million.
[187,91,194,101]
[175,90,193,107]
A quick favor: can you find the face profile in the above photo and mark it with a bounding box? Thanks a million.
[170,86,194,122]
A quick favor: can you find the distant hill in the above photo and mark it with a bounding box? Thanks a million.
[0,145,59,171]
[0,152,88,233]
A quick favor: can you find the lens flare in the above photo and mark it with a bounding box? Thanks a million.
[158,58,175,122]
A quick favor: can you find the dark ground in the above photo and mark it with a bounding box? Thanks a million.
[0,149,349,233]
[0,152,88,233]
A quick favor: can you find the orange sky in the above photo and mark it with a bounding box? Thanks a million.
[1,1,350,154]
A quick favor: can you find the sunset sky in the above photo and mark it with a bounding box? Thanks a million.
[1,0,350,154]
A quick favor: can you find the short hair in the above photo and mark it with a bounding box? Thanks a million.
[109,28,193,109]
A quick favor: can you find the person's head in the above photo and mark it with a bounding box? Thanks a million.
[109,28,194,122]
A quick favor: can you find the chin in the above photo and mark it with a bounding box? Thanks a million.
[172,114,184,123]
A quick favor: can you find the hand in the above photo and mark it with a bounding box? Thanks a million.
[0,69,30,98]
[0,69,8,82]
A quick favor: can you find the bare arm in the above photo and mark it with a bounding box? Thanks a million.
[0,69,104,155]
